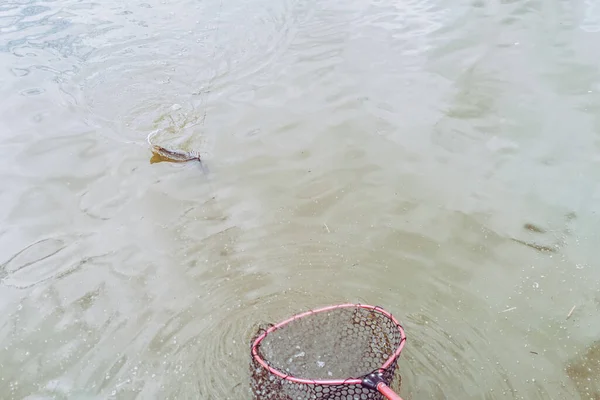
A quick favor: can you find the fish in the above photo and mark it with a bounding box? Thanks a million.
[523,223,546,233]
[149,144,201,163]
[510,238,558,253]
[147,130,203,164]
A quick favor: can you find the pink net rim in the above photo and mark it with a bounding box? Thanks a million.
[251,303,407,386]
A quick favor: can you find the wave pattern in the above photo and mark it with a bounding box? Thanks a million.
[1,0,600,398]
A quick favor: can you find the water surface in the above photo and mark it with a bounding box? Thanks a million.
[1,0,600,398]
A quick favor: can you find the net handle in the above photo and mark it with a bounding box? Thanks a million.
[377,382,404,400]
[363,371,404,400]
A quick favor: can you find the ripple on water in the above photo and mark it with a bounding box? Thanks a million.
[1,237,67,282]
[0,240,171,397]
[0,225,336,398]
[1,0,599,399]
[68,0,304,150]
[0,234,97,290]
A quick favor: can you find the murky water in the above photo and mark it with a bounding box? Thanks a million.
[1,0,600,398]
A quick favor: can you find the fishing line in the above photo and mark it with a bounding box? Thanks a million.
[199,0,224,128]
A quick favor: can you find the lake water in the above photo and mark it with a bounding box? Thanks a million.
[1,0,600,399]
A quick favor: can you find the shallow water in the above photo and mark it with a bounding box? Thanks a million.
[1,0,600,398]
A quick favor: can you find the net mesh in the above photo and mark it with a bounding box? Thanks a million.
[250,305,403,400]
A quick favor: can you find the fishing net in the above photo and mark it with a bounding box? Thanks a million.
[250,304,406,400]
